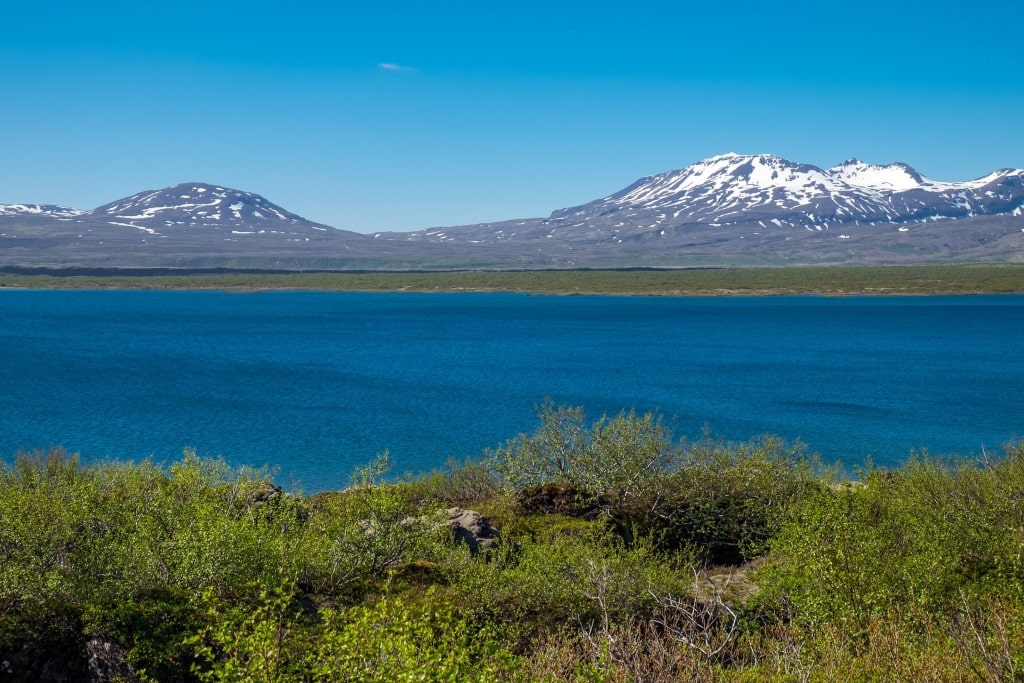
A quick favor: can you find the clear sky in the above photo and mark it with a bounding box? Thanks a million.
[3,0,1023,232]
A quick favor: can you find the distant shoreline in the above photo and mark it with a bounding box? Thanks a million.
[1,263,1023,296]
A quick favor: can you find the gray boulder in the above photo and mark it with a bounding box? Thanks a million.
[446,507,499,554]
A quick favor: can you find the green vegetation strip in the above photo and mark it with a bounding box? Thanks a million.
[2,263,1024,294]
[3,403,1024,680]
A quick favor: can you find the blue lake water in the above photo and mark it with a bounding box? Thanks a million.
[1,290,1021,491]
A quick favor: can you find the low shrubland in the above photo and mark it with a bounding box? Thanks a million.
[3,263,1024,295]
[1,406,1023,681]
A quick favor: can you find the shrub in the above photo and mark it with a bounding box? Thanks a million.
[188,579,314,683]
[190,582,522,683]
[764,443,1024,640]
[650,434,822,564]
[297,453,439,596]
[487,404,819,562]
[83,586,203,682]
[442,523,691,639]
[488,400,679,517]
[403,457,503,507]
[0,448,103,617]
[313,592,522,682]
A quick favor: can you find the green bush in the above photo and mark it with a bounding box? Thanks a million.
[442,524,690,637]
[0,448,103,616]
[84,586,203,682]
[297,453,440,597]
[0,449,308,644]
[651,434,822,564]
[488,404,819,563]
[188,579,314,683]
[190,581,522,682]
[404,456,503,507]
[314,592,522,682]
[764,443,1024,639]
[488,400,679,516]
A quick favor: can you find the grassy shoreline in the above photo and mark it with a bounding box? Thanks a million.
[1,263,1024,295]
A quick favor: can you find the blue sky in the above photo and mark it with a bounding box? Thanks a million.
[3,0,1023,232]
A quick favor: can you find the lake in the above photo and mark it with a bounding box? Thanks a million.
[1,290,1021,491]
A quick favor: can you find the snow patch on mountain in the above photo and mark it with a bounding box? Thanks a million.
[827,158,924,191]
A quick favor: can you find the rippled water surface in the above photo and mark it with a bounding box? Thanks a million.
[1,290,1021,490]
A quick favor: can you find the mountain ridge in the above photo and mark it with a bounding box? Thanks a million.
[543,153,1024,233]
[3,154,1023,269]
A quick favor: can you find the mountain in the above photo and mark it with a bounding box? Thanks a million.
[379,153,1024,266]
[4,156,1024,270]
[90,182,336,235]
[549,153,1024,231]
[0,183,398,270]
[0,204,86,218]
[388,153,1024,242]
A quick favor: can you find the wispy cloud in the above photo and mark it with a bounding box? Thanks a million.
[378,62,417,73]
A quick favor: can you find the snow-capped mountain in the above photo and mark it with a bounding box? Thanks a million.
[547,153,1024,233]
[0,204,86,218]
[0,182,377,270]
[91,182,336,235]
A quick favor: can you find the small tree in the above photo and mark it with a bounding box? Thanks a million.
[488,401,680,523]
[488,400,589,492]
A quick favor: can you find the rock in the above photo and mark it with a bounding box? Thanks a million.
[446,507,499,554]
[85,638,141,683]
[0,635,140,683]
[0,637,89,682]
[246,482,283,507]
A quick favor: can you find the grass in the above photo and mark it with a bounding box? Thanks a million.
[1,263,1024,295]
